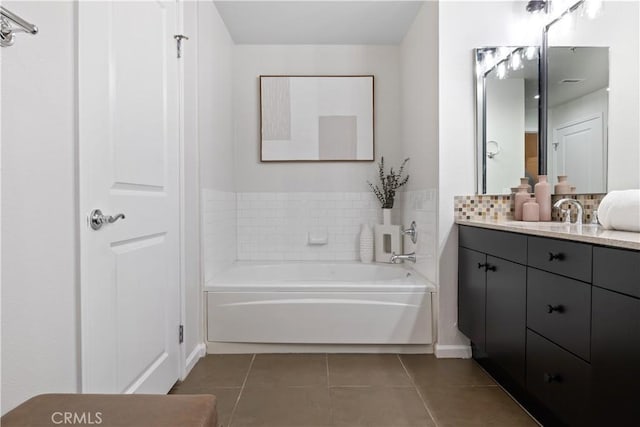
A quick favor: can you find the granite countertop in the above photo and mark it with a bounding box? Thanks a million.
[456,218,640,251]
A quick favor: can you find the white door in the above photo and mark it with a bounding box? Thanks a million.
[553,114,606,193]
[78,1,180,393]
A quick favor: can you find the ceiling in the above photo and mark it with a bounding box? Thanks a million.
[213,1,425,45]
[548,47,609,107]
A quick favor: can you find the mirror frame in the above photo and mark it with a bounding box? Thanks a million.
[474,47,540,194]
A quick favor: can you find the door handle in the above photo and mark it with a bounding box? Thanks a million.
[90,209,126,230]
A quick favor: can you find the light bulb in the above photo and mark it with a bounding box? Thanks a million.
[525,46,538,60]
[497,62,507,79]
[585,0,602,19]
[497,47,510,61]
[510,51,523,70]
[484,51,496,69]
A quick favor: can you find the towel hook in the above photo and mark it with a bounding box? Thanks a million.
[487,140,501,159]
[1,6,38,48]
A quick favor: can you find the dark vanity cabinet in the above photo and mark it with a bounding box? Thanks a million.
[458,225,640,426]
[590,247,640,426]
[458,247,487,351]
[485,256,526,386]
[458,227,527,385]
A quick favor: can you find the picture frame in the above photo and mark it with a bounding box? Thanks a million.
[259,75,375,162]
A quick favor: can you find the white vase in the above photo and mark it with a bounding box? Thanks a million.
[359,224,374,263]
[382,208,392,225]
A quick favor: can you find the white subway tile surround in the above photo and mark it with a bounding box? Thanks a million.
[399,189,438,283]
[202,189,438,279]
[237,192,382,261]
[202,189,237,282]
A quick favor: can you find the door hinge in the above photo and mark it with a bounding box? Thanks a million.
[174,34,189,58]
[178,325,184,344]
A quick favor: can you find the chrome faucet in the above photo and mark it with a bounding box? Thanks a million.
[553,198,584,225]
[401,221,418,244]
[391,252,416,264]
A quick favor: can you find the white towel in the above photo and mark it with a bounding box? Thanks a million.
[597,190,640,232]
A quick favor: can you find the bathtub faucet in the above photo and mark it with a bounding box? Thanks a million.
[390,252,416,264]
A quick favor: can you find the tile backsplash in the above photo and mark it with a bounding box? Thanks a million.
[237,192,382,261]
[551,193,604,223]
[200,189,438,276]
[454,195,514,221]
[454,193,605,223]
[399,189,437,283]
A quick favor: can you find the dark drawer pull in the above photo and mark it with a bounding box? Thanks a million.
[544,373,563,384]
[485,264,497,272]
[546,304,565,314]
[548,252,565,261]
[477,262,488,269]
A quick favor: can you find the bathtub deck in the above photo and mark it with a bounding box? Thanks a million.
[170,353,538,426]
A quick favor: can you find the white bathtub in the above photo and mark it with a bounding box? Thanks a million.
[205,262,435,346]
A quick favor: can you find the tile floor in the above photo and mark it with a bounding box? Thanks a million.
[170,354,539,427]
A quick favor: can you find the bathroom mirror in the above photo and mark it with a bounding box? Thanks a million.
[475,47,540,194]
[545,46,609,193]
[260,75,374,162]
[476,44,610,195]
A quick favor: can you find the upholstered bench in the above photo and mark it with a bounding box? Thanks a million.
[1,393,217,427]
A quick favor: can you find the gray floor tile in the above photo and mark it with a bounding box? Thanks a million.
[328,354,412,386]
[330,386,435,427]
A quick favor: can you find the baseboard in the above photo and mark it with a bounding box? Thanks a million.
[184,343,206,378]
[206,342,434,354]
[434,343,472,358]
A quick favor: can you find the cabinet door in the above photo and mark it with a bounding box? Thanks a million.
[526,330,591,426]
[458,247,486,351]
[485,256,527,386]
[591,287,640,426]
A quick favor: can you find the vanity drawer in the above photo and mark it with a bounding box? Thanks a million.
[593,246,640,298]
[459,225,526,264]
[527,268,591,361]
[528,236,592,282]
[526,330,591,426]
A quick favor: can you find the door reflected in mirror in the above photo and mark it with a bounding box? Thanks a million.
[547,47,609,194]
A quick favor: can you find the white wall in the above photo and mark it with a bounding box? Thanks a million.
[401,2,439,192]
[486,78,525,194]
[438,1,535,353]
[233,45,403,193]
[182,0,204,374]
[548,1,639,190]
[399,2,439,284]
[199,2,235,193]
[197,2,237,280]
[1,1,79,413]
[525,107,538,132]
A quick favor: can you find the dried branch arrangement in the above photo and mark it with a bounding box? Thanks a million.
[367,157,410,209]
